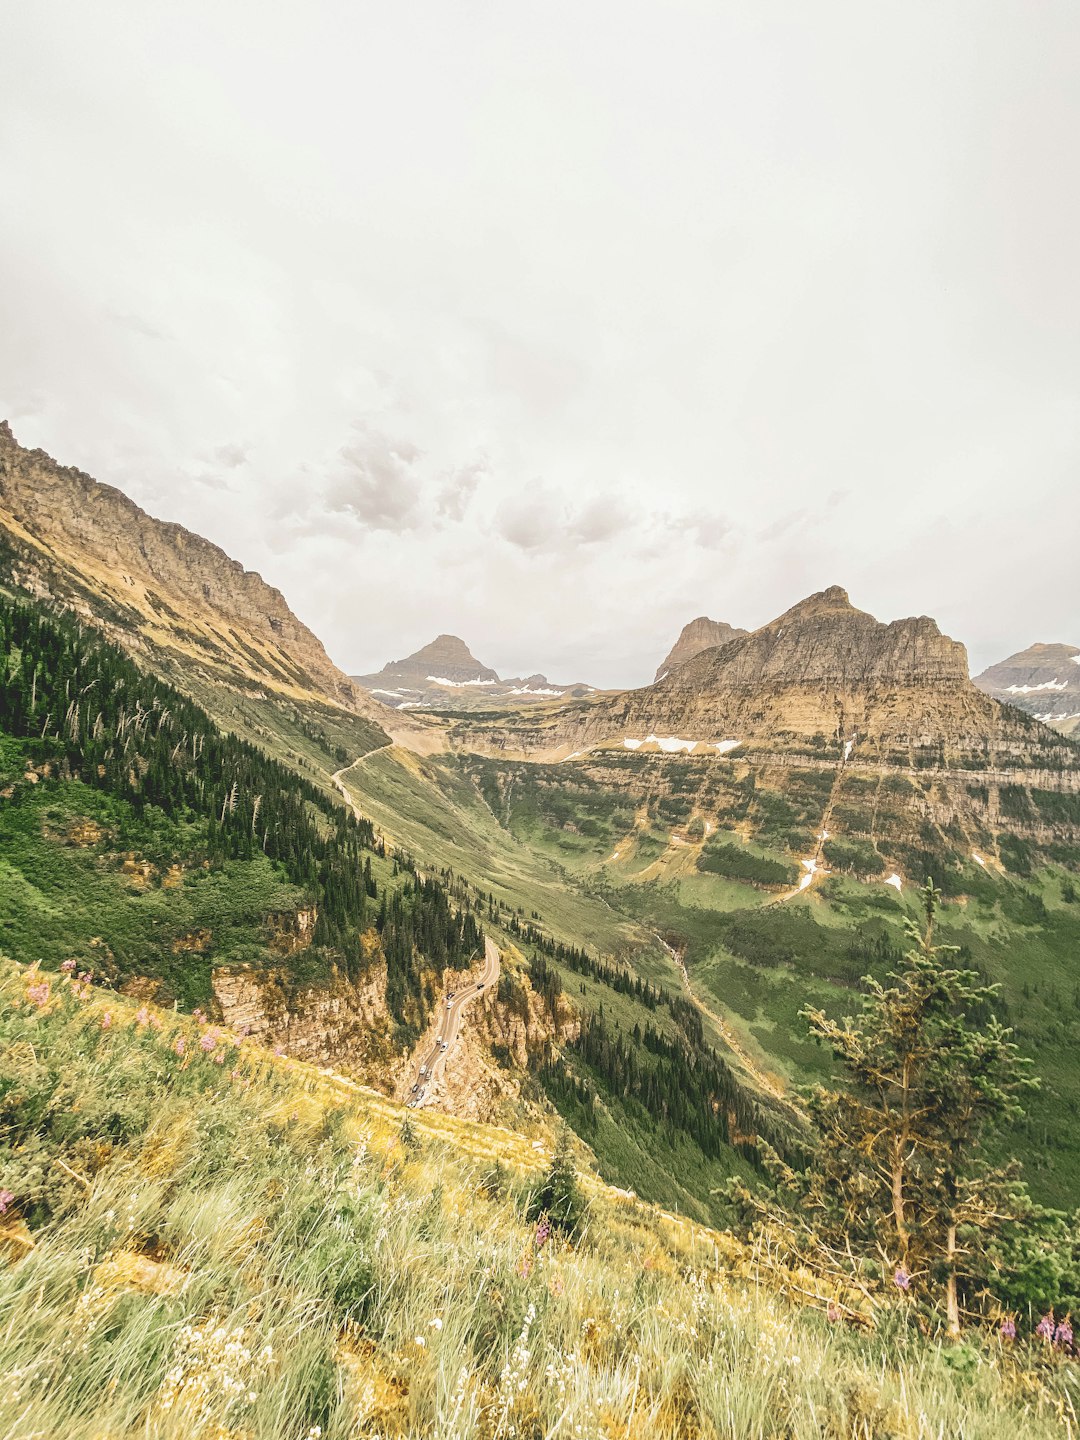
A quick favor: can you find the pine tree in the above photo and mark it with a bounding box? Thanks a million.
[529,1127,585,1236]
[745,882,1036,1332]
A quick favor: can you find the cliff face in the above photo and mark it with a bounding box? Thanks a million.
[0,422,388,730]
[974,643,1080,739]
[211,957,400,1081]
[450,587,1078,770]
[654,616,747,682]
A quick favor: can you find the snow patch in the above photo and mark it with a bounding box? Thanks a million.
[843,738,854,761]
[508,685,561,696]
[610,851,620,861]
[713,739,742,754]
[972,852,986,867]
[648,734,699,753]
[426,675,499,688]
[1007,678,1068,693]
[656,670,668,682]
[371,688,405,698]
[798,872,814,890]
[885,874,903,892]
[397,701,430,709]
[623,738,643,751]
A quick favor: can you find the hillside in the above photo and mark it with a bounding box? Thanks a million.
[1,958,1076,1440]
[975,643,1080,739]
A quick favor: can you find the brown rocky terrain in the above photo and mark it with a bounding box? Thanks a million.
[654,615,747,681]
[0,421,392,739]
[974,642,1080,739]
[448,587,1080,772]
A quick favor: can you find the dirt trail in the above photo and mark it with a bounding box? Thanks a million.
[654,934,800,1115]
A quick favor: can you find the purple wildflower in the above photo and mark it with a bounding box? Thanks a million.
[173,1035,186,1057]
[827,1301,842,1324]
[1037,1311,1055,1342]
[60,959,77,974]
[0,1189,14,1215]
[893,1266,911,1292]
[535,1215,551,1250]
[26,982,50,1008]
[192,1008,207,1025]
[199,1031,218,1052]
[999,1317,1017,1341]
[135,1006,150,1028]
[101,1011,112,1030]
[1056,1316,1074,1350]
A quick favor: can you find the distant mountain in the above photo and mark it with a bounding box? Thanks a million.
[452,585,1078,769]
[654,616,747,681]
[974,643,1080,739]
[0,422,392,755]
[354,635,594,711]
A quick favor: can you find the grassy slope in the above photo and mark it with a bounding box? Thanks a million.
[1,959,1074,1440]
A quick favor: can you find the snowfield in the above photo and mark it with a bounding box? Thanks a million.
[1007,678,1068,693]
[622,736,743,755]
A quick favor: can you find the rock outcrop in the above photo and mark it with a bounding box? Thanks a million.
[654,616,747,682]
[212,957,398,1079]
[974,643,1080,739]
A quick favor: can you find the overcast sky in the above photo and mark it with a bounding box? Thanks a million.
[2,3,1078,686]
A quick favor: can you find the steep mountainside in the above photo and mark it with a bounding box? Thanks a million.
[654,615,747,681]
[451,586,1079,772]
[975,642,1080,739]
[0,422,392,756]
[354,633,594,712]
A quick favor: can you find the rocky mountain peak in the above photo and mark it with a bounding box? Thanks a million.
[654,615,747,681]
[379,635,499,684]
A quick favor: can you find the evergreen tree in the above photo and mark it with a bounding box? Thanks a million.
[528,1127,585,1236]
[745,882,1036,1332]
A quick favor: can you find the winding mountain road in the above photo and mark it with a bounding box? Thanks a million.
[407,936,501,1107]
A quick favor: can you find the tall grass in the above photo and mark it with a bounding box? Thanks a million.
[1,957,1077,1438]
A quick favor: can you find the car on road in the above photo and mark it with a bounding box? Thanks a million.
[440,1040,448,1049]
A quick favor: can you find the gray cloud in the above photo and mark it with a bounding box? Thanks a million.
[436,458,486,522]
[324,430,424,532]
[213,442,248,469]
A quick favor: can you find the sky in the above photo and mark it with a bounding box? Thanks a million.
[2,3,1078,688]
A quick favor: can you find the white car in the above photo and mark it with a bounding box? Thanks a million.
[440,1040,448,1049]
